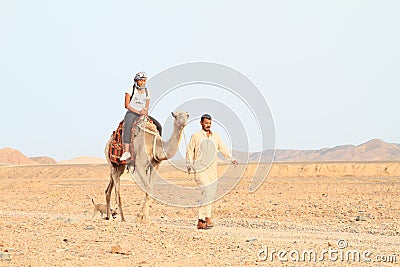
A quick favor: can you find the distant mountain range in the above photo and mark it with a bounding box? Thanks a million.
[232,139,400,162]
[0,148,105,165]
[0,148,39,165]
[1,139,399,165]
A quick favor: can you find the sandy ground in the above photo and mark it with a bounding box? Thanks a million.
[0,163,399,266]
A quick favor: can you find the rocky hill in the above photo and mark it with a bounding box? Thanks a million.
[0,148,59,165]
[29,156,58,165]
[233,139,400,162]
[0,148,38,165]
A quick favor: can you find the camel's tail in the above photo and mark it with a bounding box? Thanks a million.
[105,136,112,165]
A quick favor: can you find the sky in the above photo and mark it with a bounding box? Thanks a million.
[1,1,399,161]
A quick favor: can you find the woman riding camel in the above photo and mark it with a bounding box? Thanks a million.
[120,71,162,161]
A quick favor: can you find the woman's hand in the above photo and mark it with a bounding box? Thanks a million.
[140,108,148,115]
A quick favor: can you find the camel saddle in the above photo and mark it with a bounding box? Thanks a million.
[108,120,126,165]
[108,116,157,166]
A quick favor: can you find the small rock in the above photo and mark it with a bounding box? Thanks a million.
[111,245,123,254]
[0,251,11,261]
[84,225,95,230]
[65,218,80,223]
[111,245,127,254]
[57,217,79,223]
[56,248,70,253]
[355,216,367,221]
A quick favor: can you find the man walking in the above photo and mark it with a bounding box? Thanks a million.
[186,114,238,229]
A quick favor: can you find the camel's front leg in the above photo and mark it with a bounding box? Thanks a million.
[136,193,152,223]
[135,164,154,223]
[115,166,126,222]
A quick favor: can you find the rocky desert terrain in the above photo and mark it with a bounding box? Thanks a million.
[0,162,399,266]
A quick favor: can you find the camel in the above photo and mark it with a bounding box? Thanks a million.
[104,111,189,222]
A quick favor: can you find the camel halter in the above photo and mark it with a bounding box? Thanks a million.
[181,126,195,180]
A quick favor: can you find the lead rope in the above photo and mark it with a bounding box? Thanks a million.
[182,127,193,180]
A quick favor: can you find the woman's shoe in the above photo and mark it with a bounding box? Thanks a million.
[120,152,131,161]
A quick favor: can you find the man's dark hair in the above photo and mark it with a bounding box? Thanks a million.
[201,114,212,121]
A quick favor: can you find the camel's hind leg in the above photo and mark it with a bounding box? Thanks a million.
[105,174,114,220]
[104,137,115,220]
[105,165,126,221]
[114,165,126,222]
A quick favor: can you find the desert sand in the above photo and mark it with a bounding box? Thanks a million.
[0,162,399,266]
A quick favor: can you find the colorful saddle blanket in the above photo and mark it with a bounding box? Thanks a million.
[108,116,159,165]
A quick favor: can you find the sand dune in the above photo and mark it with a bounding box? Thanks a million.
[30,156,57,165]
[58,156,107,165]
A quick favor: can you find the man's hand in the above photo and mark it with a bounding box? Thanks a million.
[231,159,238,166]
[187,162,195,173]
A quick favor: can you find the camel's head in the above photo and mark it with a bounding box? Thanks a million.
[171,111,189,128]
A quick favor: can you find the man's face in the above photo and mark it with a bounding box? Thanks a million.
[201,118,212,132]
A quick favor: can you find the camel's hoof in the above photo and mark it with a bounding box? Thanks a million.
[104,217,110,220]
[135,214,149,223]
[121,218,126,222]
[135,216,143,223]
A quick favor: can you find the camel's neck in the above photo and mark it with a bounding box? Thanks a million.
[160,124,183,160]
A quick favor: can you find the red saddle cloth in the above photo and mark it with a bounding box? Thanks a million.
[109,120,126,165]
[109,116,156,165]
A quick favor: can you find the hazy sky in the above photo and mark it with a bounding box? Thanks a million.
[1,1,399,161]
